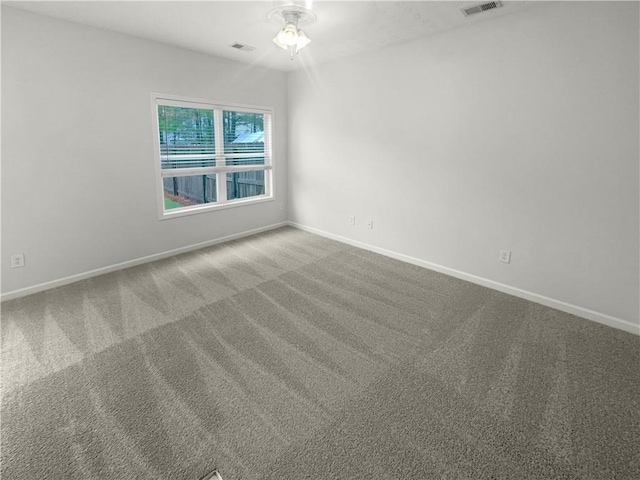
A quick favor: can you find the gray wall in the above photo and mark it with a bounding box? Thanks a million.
[287,2,639,328]
[1,7,288,294]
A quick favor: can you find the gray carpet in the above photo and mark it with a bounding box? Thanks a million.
[1,226,638,479]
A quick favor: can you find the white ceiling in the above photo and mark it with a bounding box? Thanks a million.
[5,0,542,71]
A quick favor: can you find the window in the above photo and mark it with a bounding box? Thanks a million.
[152,94,273,218]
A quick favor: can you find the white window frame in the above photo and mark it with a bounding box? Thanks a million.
[151,93,274,220]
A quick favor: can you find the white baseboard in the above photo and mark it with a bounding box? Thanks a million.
[289,222,640,336]
[1,222,288,302]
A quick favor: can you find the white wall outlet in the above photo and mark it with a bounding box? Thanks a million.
[279,202,285,211]
[11,253,25,268]
[367,220,374,229]
[499,250,511,264]
[349,216,355,226]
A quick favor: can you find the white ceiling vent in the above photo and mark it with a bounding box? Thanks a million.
[229,42,256,53]
[461,1,503,16]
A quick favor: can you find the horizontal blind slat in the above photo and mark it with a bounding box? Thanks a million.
[161,165,272,178]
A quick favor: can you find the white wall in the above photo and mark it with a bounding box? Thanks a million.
[287,2,639,329]
[1,7,287,295]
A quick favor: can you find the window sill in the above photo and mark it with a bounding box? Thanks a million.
[158,195,274,220]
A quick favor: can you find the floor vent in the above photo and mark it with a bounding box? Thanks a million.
[461,1,503,16]
[229,42,256,52]
[201,470,223,480]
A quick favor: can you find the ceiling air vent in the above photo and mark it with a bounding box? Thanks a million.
[461,1,503,16]
[229,42,256,53]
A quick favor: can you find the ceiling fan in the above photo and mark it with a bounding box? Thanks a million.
[267,2,317,59]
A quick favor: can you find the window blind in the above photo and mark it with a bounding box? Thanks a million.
[158,105,216,169]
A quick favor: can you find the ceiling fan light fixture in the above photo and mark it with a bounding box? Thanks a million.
[272,34,288,49]
[296,29,311,50]
[267,4,316,59]
[278,22,299,46]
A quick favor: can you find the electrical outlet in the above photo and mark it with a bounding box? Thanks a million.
[279,202,285,211]
[499,250,511,264]
[11,253,25,269]
[367,220,374,229]
[349,216,355,226]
